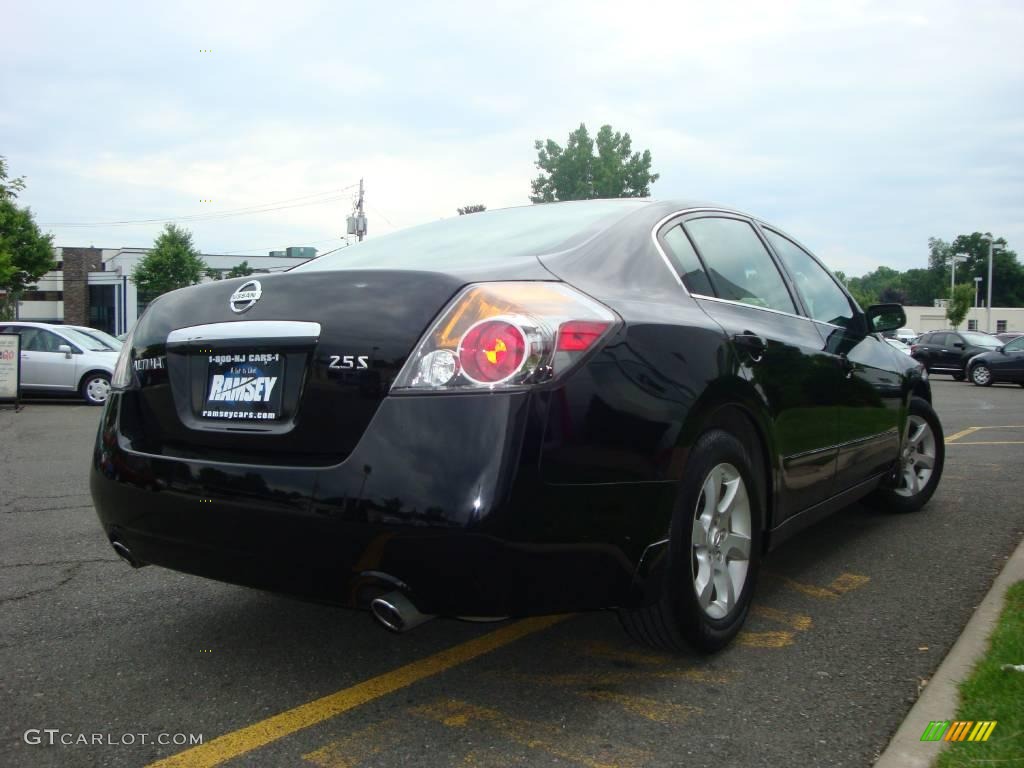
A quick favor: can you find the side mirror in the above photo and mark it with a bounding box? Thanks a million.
[865,304,906,334]
[58,344,72,359]
[953,342,965,349]
[999,346,1007,355]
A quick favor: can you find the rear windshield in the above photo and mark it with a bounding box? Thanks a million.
[291,200,649,273]
[960,331,1001,348]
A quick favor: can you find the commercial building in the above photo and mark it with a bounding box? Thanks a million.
[900,304,1024,334]
[15,246,316,334]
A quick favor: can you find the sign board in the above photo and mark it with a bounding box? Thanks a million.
[0,333,21,404]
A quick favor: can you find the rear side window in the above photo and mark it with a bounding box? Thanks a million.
[928,333,947,346]
[683,218,796,314]
[661,226,713,295]
[21,328,62,352]
[763,230,855,328]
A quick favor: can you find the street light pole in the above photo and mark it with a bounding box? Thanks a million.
[981,234,1003,332]
[950,253,967,294]
[974,276,982,309]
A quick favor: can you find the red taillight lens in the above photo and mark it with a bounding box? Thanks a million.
[391,282,618,392]
[558,320,610,351]
[459,319,528,383]
[910,344,918,354]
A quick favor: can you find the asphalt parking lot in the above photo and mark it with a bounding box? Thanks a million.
[2,379,1022,768]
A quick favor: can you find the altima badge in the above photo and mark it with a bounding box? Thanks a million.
[229,280,262,313]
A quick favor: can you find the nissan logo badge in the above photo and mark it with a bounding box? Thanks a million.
[229,280,262,313]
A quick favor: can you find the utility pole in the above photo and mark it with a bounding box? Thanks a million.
[347,178,368,242]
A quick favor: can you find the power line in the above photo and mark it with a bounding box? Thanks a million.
[39,185,359,228]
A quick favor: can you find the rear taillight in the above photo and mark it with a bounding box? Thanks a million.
[391,282,616,392]
[910,344,919,355]
[111,327,136,389]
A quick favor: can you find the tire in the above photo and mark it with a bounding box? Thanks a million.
[864,397,944,513]
[80,372,111,406]
[970,364,993,387]
[620,429,762,653]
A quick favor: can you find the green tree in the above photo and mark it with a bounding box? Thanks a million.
[225,261,254,279]
[457,204,487,215]
[530,123,658,203]
[132,223,206,301]
[946,283,973,329]
[0,157,55,320]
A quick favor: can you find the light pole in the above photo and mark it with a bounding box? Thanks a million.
[974,276,982,309]
[980,234,1003,332]
[950,253,967,294]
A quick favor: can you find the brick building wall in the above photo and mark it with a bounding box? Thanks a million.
[61,247,102,325]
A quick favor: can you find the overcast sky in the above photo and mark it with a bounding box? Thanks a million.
[4,0,1022,276]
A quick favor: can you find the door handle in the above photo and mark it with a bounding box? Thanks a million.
[732,332,766,362]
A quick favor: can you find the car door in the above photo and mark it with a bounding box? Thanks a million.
[760,228,902,492]
[664,215,843,521]
[939,333,967,371]
[997,336,1024,381]
[16,327,79,390]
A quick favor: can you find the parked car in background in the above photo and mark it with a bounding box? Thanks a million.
[895,327,917,343]
[995,332,1023,345]
[91,199,943,653]
[66,325,124,351]
[885,337,913,355]
[910,330,1002,380]
[0,321,117,404]
[966,335,1024,387]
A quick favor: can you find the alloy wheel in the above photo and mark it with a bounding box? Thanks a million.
[691,462,752,619]
[971,365,992,386]
[895,415,937,498]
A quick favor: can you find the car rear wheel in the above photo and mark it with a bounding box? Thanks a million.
[864,397,944,513]
[970,364,993,387]
[620,429,761,653]
[81,372,111,406]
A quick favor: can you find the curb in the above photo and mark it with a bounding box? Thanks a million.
[874,534,1024,767]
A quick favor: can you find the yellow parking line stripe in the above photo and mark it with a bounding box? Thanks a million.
[829,573,871,594]
[581,690,702,723]
[502,667,732,687]
[737,630,794,648]
[582,640,672,666]
[769,572,869,600]
[302,719,405,768]
[411,698,652,768]
[750,606,813,631]
[146,615,570,768]
[945,426,982,444]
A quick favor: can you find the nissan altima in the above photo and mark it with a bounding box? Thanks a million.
[90,199,944,651]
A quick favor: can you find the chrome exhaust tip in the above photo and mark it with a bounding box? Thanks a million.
[370,591,434,633]
[111,540,144,568]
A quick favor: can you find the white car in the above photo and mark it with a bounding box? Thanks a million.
[885,337,913,355]
[0,321,118,405]
[895,327,917,343]
[65,325,123,351]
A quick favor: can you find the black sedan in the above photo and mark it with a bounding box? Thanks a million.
[910,329,1003,379]
[90,200,943,652]
[967,335,1024,386]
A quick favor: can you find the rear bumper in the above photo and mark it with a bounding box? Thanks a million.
[90,392,674,616]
